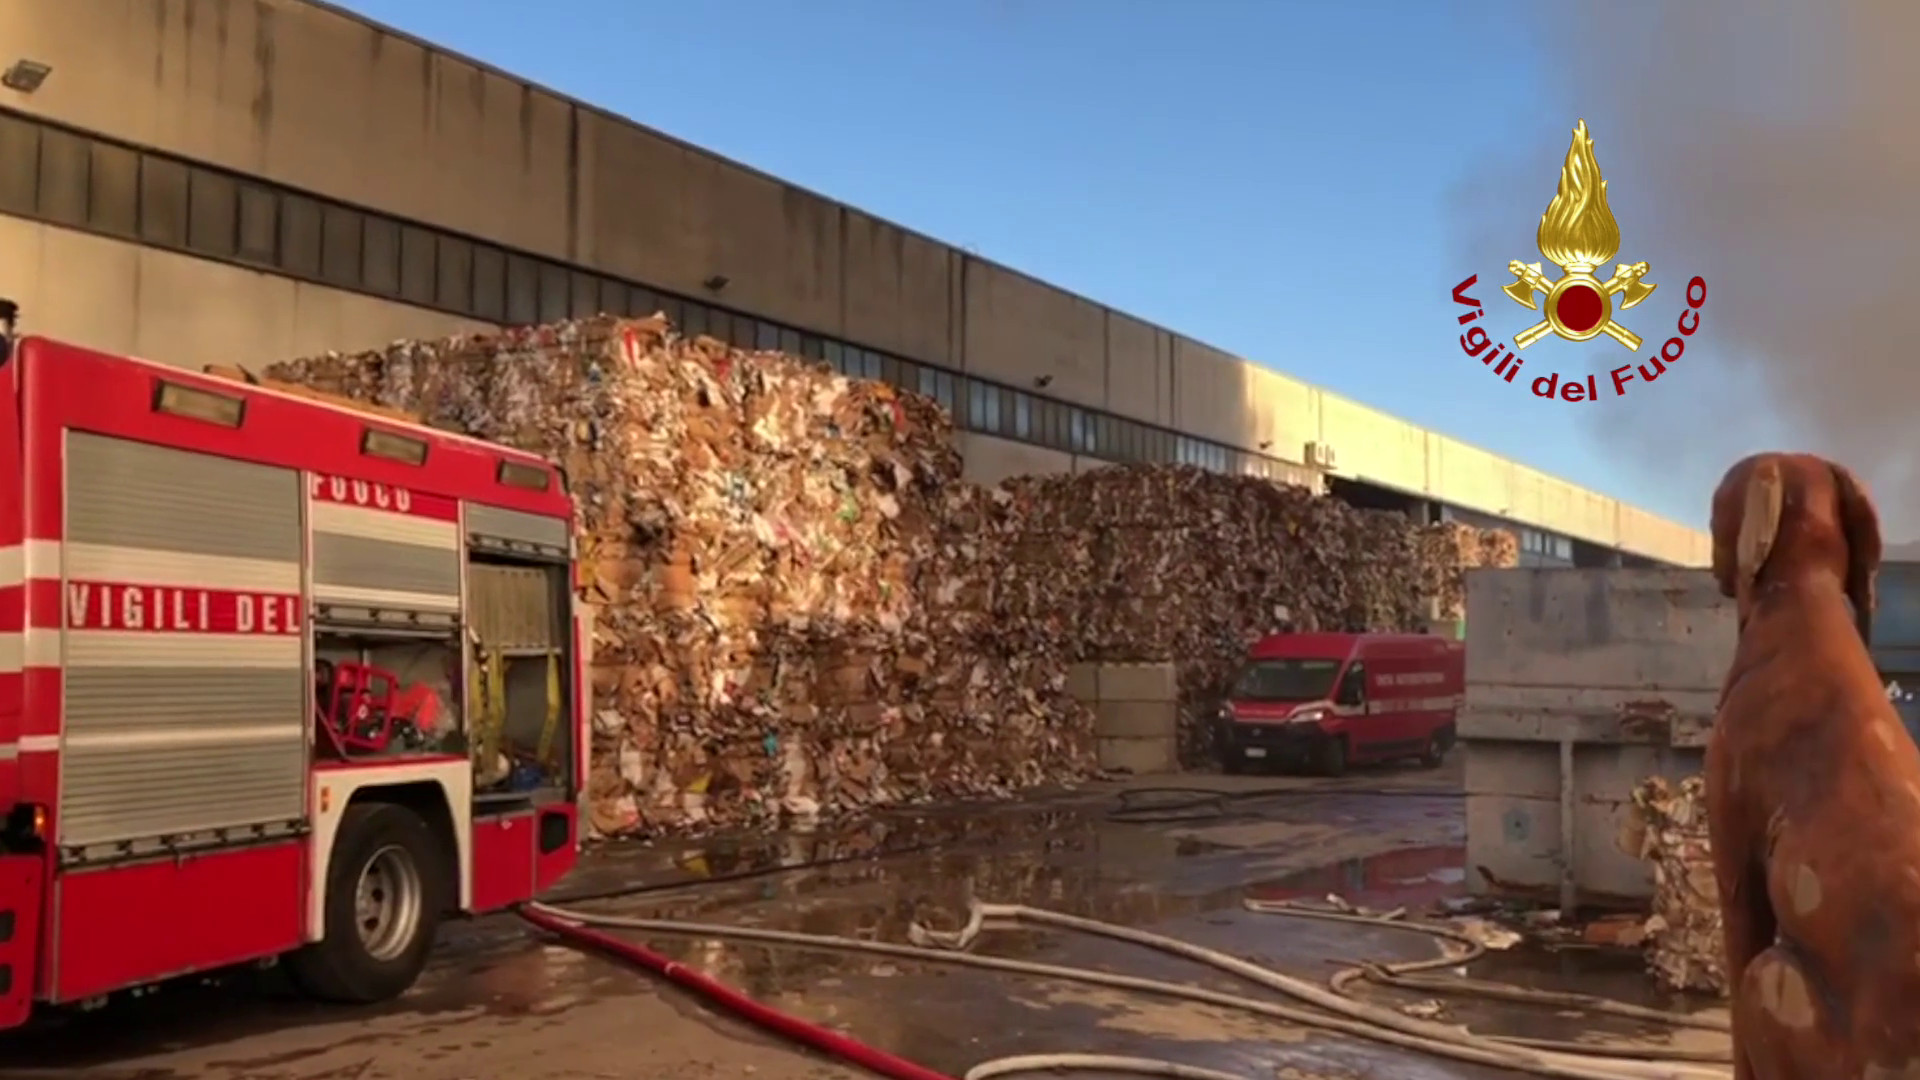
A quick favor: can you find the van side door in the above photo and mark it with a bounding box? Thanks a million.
[1364,647,1429,752]
[1332,660,1371,755]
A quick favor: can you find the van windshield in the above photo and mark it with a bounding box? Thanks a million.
[1230,658,1343,703]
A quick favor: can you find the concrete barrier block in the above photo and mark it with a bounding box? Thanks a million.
[1097,662,1177,703]
[1095,700,1177,740]
[1097,735,1177,775]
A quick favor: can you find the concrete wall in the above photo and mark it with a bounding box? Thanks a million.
[1460,567,1734,904]
[958,433,1077,487]
[0,215,489,366]
[0,0,1709,567]
[958,432,1325,492]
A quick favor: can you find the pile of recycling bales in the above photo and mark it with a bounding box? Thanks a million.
[268,315,1515,833]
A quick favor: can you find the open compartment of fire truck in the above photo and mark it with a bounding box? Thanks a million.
[464,557,573,801]
[463,497,576,804]
[306,466,576,802]
[310,542,574,800]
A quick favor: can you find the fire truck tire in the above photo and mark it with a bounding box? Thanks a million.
[287,802,445,1004]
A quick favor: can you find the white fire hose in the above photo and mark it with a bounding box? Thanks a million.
[524,896,1730,1080]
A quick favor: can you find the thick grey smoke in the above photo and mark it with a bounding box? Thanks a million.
[1453,1,1920,534]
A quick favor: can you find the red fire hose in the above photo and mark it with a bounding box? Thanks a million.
[517,905,959,1080]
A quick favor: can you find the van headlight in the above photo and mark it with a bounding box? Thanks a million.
[1290,709,1328,724]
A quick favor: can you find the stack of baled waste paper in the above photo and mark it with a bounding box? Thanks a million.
[1624,775,1727,995]
[268,315,1516,834]
[986,466,1516,763]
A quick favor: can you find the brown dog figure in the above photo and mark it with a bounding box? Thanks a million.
[1707,452,1920,1079]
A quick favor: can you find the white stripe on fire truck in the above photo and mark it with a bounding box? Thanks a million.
[0,540,63,589]
[64,723,302,752]
[0,631,62,671]
[63,542,302,593]
[0,735,62,758]
[310,583,460,613]
[310,501,459,549]
[64,631,302,669]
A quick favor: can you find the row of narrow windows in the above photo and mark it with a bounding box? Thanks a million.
[0,108,1626,563]
[0,108,1304,482]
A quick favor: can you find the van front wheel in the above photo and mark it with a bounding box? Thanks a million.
[1315,737,1348,778]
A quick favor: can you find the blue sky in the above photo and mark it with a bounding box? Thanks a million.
[335,0,1709,526]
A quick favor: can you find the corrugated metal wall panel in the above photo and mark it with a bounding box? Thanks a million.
[311,533,461,598]
[59,738,307,845]
[60,435,307,850]
[466,503,569,551]
[67,433,302,560]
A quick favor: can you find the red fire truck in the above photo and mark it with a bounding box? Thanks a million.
[0,305,586,1030]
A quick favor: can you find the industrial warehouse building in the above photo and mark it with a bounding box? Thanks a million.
[0,0,1707,567]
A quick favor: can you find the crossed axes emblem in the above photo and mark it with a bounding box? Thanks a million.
[1502,259,1657,351]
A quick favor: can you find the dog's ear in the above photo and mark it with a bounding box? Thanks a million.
[1732,459,1785,605]
[1831,462,1881,646]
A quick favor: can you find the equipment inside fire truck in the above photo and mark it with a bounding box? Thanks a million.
[0,309,586,1031]
[309,566,572,792]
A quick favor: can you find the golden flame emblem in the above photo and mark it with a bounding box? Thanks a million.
[1502,120,1656,352]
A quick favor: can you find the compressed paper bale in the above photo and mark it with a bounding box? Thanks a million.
[1625,775,1727,996]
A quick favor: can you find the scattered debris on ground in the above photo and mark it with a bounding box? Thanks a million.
[1450,916,1525,952]
[1581,914,1651,948]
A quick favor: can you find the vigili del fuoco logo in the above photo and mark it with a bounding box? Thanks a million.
[1449,120,1707,403]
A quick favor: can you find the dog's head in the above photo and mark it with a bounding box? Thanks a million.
[1711,452,1882,643]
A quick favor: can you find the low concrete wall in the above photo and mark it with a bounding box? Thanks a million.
[1460,567,1733,908]
[1072,662,1179,775]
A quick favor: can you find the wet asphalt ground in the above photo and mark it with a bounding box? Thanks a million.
[0,758,1731,1080]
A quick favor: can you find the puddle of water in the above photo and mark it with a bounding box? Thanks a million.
[1246,844,1469,911]
[1468,941,1704,1014]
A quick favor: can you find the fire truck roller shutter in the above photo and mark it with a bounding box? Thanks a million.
[465,503,570,561]
[60,434,307,852]
[310,481,461,616]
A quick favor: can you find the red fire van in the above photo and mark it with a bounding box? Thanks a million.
[1215,632,1463,776]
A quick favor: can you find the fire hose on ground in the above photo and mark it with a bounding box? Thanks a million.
[518,898,1732,1080]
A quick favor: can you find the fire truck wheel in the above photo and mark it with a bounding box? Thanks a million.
[287,802,445,1004]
